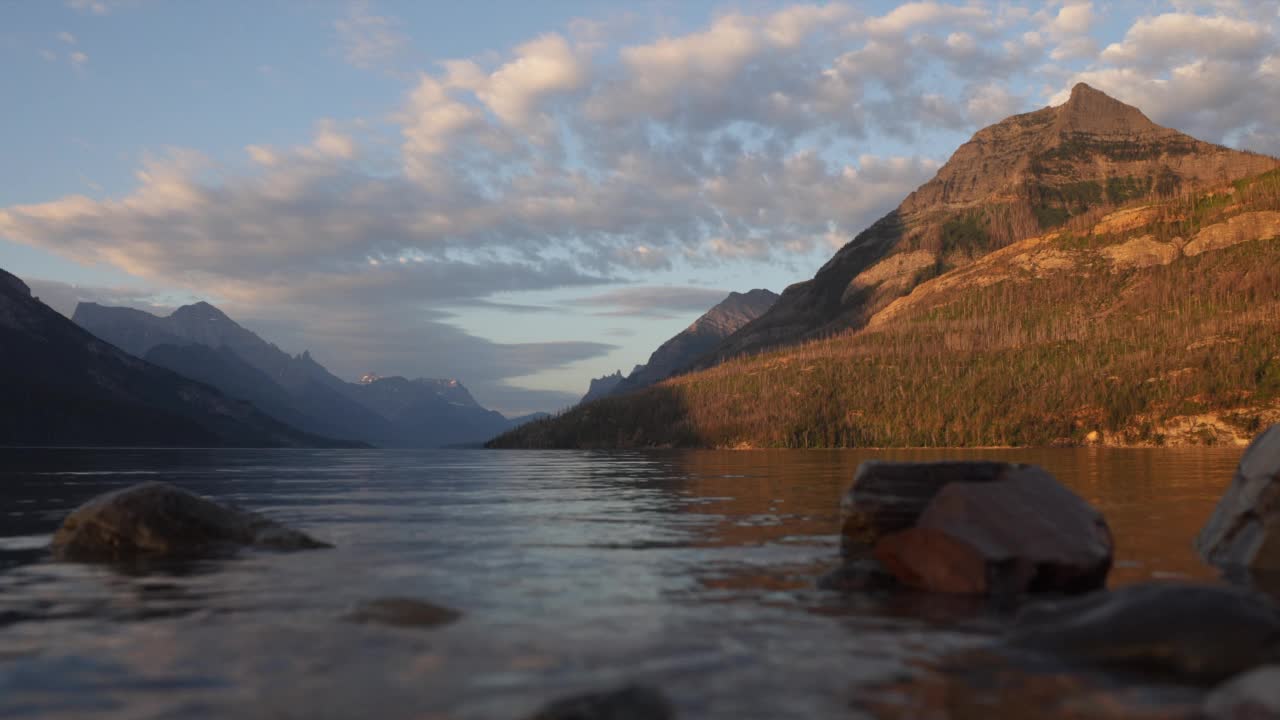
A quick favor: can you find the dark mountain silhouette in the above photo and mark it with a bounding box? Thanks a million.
[608,289,778,395]
[74,301,518,447]
[0,268,347,448]
[580,370,625,404]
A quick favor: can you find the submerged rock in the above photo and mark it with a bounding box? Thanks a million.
[51,481,330,561]
[816,557,899,592]
[873,466,1112,595]
[1204,666,1280,719]
[1008,582,1280,684]
[344,597,461,629]
[1196,425,1280,572]
[840,461,1016,553]
[528,685,675,720]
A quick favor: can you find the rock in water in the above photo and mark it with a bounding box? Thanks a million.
[840,461,1015,552]
[873,466,1113,595]
[51,481,330,561]
[528,685,675,720]
[1008,582,1280,684]
[1205,666,1280,719]
[344,597,461,629]
[1196,425,1280,572]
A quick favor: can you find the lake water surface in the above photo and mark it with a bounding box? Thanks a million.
[0,447,1245,718]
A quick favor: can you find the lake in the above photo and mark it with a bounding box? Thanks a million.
[0,447,1245,718]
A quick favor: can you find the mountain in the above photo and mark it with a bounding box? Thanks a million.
[609,289,778,395]
[74,301,515,447]
[348,375,511,447]
[580,371,625,404]
[490,86,1280,450]
[0,268,346,448]
[700,83,1279,366]
[75,302,394,445]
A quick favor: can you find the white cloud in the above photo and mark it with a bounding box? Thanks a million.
[860,2,987,35]
[69,51,88,68]
[1049,2,1094,35]
[335,0,407,71]
[1100,13,1268,68]
[56,31,77,45]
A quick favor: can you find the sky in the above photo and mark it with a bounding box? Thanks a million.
[2,0,1279,415]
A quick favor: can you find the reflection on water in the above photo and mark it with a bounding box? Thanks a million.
[0,447,1242,718]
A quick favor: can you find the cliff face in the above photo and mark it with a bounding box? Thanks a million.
[705,84,1280,365]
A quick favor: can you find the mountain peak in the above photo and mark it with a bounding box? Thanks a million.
[170,301,230,322]
[1054,82,1159,137]
[0,269,31,299]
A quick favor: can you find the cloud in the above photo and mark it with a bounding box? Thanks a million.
[335,0,407,71]
[56,32,77,45]
[860,2,987,35]
[11,1,1280,410]
[1100,13,1268,68]
[567,286,734,318]
[69,51,88,68]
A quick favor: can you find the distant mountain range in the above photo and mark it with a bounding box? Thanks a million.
[72,300,526,448]
[0,269,349,448]
[492,84,1280,449]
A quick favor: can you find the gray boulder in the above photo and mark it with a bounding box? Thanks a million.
[1008,582,1280,683]
[873,466,1113,595]
[1196,425,1280,571]
[1205,666,1280,719]
[51,481,330,561]
[840,461,1016,553]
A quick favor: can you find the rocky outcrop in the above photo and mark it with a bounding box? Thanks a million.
[528,685,675,720]
[1184,211,1280,257]
[1101,234,1181,270]
[51,482,330,561]
[580,371,625,404]
[1196,425,1280,571]
[871,465,1112,595]
[1008,582,1280,683]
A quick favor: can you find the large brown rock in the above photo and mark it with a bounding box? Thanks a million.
[840,461,1017,553]
[1009,583,1280,684]
[51,481,330,561]
[872,466,1113,595]
[1196,425,1280,572]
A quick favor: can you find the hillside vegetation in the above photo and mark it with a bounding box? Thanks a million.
[490,169,1280,449]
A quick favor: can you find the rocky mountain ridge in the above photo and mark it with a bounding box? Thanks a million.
[703,84,1280,366]
[490,89,1280,450]
[74,301,517,447]
[0,268,348,448]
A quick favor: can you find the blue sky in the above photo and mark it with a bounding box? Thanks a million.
[3,1,1279,414]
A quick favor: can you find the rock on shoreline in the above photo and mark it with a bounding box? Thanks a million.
[51,481,331,561]
[1196,424,1280,572]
